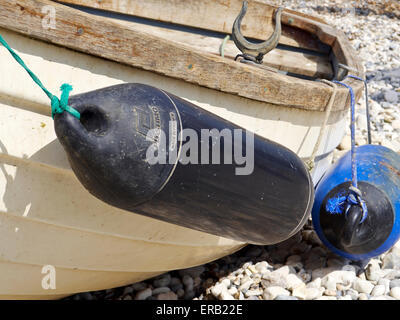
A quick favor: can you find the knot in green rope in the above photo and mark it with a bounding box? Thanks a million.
[50,84,80,119]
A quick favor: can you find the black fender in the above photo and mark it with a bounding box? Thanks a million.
[54,83,314,244]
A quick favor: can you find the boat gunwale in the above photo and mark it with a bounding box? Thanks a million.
[0,0,364,112]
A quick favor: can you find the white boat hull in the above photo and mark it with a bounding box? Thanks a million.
[0,27,346,299]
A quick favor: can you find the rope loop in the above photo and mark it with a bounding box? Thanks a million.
[306,79,338,171]
[347,74,372,144]
[327,76,368,224]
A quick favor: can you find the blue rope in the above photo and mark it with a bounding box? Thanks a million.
[326,194,347,214]
[347,75,371,144]
[333,79,358,188]
[326,77,368,223]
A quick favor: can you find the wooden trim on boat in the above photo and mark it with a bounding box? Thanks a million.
[91,13,334,80]
[57,0,330,53]
[0,0,364,111]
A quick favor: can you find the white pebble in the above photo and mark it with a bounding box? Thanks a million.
[392,119,400,130]
[240,275,251,285]
[371,285,386,297]
[322,275,337,291]
[239,280,253,292]
[221,278,231,289]
[366,263,382,281]
[255,261,272,273]
[346,289,359,300]
[273,266,290,277]
[358,293,369,300]
[383,248,400,269]
[263,287,290,300]
[245,289,263,297]
[378,278,391,294]
[307,278,322,289]
[285,274,304,290]
[356,115,368,131]
[292,283,307,300]
[247,265,258,274]
[244,269,252,277]
[220,289,235,300]
[211,283,224,298]
[305,287,322,300]
[353,279,374,294]
[390,287,400,299]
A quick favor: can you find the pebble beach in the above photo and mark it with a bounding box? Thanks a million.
[68,0,400,301]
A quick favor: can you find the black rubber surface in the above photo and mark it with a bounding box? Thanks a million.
[320,181,394,255]
[54,83,313,244]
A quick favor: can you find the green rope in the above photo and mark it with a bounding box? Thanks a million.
[219,35,230,58]
[0,34,80,119]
